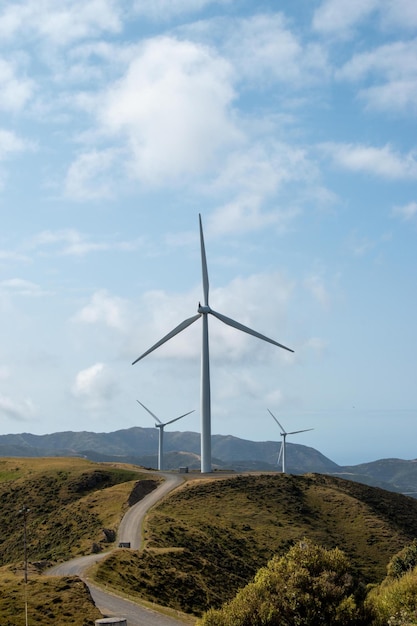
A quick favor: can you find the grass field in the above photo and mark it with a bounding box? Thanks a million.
[95,472,417,615]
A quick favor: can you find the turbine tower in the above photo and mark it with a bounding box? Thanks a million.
[137,400,194,471]
[268,409,313,474]
[133,214,294,473]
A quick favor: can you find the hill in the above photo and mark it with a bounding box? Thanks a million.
[95,472,417,616]
[0,427,416,494]
[2,459,417,620]
[0,456,156,624]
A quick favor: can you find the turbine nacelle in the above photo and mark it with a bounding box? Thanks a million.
[198,303,211,314]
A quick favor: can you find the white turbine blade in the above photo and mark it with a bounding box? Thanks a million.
[136,400,162,424]
[277,441,283,465]
[287,428,314,435]
[199,214,209,306]
[210,309,294,353]
[267,408,286,434]
[163,409,195,427]
[132,314,201,365]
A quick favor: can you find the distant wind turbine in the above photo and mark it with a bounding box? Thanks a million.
[132,214,294,474]
[268,409,313,474]
[136,400,194,471]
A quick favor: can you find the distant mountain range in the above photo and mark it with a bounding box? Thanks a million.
[1,427,416,496]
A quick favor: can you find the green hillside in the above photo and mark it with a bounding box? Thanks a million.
[96,472,417,616]
[0,456,152,624]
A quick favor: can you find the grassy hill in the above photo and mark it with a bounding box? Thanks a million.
[95,472,417,616]
[3,458,417,622]
[0,456,154,625]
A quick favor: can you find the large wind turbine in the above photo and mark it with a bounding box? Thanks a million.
[268,409,313,474]
[133,214,294,473]
[137,400,194,471]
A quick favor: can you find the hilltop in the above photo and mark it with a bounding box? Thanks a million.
[95,471,417,615]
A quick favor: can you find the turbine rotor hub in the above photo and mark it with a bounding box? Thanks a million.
[198,304,211,314]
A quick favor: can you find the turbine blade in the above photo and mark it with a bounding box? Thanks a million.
[163,409,195,427]
[132,314,201,365]
[287,428,314,435]
[210,309,294,353]
[136,400,162,424]
[277,441,283,464]
[199,214,209,306]
[267,408,286,434]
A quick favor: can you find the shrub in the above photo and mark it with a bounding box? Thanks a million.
[198,539,368,626]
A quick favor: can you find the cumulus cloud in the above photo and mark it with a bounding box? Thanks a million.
[312,0,379,37]
[72,362,118,407]
[0,278,46,297]
[313,0,417,36]
[0,393,35,421]
[0,0,122,46]
[133,0,232,20]
[0,129,28,160]
[0,58,34,112]
[392,202,417,222]
[65,149,120,200]
[225,13,329,86]
[28,229,141,257]
[337,39,417,113]
[320,142,417,179]
[207,142,317,234]
[97,36,241,184]
[74,290,127,331]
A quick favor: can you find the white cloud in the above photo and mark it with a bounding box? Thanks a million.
[0,278,45,297]
[313,0,417,36]
[0,129,28,160]
[392,201,417,221]
[133,0,232,20]
[226,14,329,86]
[312,0,379,37]
[304,274,330,309]
[0,393,35,421]
[0,58,34,112]
[72,362,119,407]
[74,290,127,331]
[65,149,120,200]
[97,36,241,184]
[207,142,317,235]
[337,39,417,113]
[320,142,417,179]
[0,0,122,46]
[132,271,294,363]
[28,229,141,257]
[379,0,417,31]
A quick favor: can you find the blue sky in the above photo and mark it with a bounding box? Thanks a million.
[0,0,416,466]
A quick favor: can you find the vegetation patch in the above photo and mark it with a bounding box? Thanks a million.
[96,473,417,615]
[0,568,101,625]
[0,457,148,565]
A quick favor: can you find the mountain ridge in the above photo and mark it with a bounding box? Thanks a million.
[0,427,416,495]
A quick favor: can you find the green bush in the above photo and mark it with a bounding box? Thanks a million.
[198,539,368,626]
[387,541,417,579]
[366,541,417,625]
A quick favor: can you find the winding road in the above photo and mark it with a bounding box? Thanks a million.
[47,471,191,625]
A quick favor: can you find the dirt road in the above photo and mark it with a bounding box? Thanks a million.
[47,471,192,625]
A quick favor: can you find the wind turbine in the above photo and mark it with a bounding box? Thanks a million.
[268,409,313,474]
[137,400,195,471]
[132,214,294,473]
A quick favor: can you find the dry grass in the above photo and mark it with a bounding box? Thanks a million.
[0,566,101,625]
[96,472,417,616]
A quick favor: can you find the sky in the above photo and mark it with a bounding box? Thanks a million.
[0,0,416,467]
